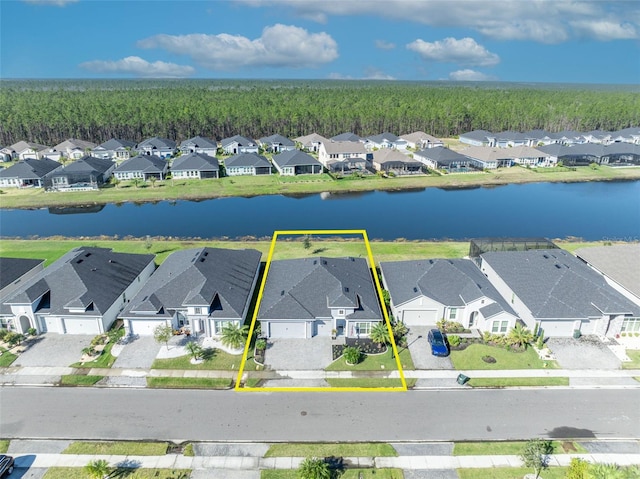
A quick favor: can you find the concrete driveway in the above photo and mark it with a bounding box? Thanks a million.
[547,336,621,369]
[406,326,453,370]
[12,334,94,367]
[264,337,334,370]
[112,336,161,369]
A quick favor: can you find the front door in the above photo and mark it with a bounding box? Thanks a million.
[336,319,346,336]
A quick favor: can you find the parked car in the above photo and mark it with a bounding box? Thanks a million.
[427,328,449,357]
[0,455,14,477]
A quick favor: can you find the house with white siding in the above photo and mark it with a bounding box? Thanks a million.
[400,131,444,149]
[113,155,168,181]
[1,141,51,161]
[178,136,218,156]
[272,150,323,176]
[47,139,97,162]
[372,149,423,174]
[92,138,137,162]
[414,147,475,171]
[363,132,407,150]
[44,155,115,190]
[170,152,220,179]
[294,133,329,153]
[136,137,177,159]
[258,134,296,153]
[0,158,62,188]
[318,140,371,172]
[224,152,272,176]
[220,135,259,155]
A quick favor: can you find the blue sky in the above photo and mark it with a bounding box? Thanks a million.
[1,0,639,83]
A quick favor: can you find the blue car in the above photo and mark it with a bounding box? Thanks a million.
[427,329,450,357]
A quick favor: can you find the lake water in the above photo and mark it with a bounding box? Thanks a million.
[1,181,639,240]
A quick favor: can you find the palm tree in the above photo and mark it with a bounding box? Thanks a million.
[369,322,390,346]
[185,341,203,361]
[298,457,331,479]
[84,459,111,479]
[220,323,249,350]
[508,323,534,349]
[589,463,625,479]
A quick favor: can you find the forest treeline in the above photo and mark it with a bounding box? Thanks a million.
[0,80,639,146]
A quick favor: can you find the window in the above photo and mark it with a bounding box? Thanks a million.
[194,307,203,315]
[215,320,238,335]
[352,322,372,336]
[621,318,640,333]
[338,309,345,315]
[492,321,508,333]
[449,308,457,320]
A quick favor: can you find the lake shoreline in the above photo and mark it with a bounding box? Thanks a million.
[1,166,640,210]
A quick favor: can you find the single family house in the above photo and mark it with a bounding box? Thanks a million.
[170,152,220,179]
[44,155,115,190]
[372,149,423,174]
[0,157,62,188]
[363,132,407,150]
[136,137,177,158]
[318,140,371,172]
[0,257,45,329]
[459,130,493,147]
[178,136,218,156]
[331,132,361,142]
[220,135,259,155]
[91,138,137,161]
[400,131,444,149]
[224,152,272,176]
[47,139,97,161]
[258,134,296,153]
[272,150,323,176]
[294,133,329,153]
[2,141,51,161]
[113,155,168,181]
[414,147,475,172]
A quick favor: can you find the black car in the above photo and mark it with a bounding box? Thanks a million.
[0,455,14,477]
[427,328,450,357]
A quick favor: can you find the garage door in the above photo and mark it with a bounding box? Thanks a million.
[44,317,62,334]
[129,320,167,336]
[268,321,306,338]
[314,320,333,337]
[63,318,100,335]
[540,320,575,337]
[402,309,438,326]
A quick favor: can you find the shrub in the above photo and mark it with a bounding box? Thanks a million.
[6,332,25,346]
[255,338,267,350]
[27,327,37,336]
[437,319,466,333]
[566,458,590,479]
[536,335,545,350]
[0,328,10,341]
[482,355,496,363]
[343,346,362,365]
[448,335,461,347]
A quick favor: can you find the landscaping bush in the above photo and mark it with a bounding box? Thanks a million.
[6,332,25,347]
[255,339,267,350]
[0,328,9,341]
[448,335,461,347]
[566,458,590,479]
[482,355,496,364]
[536,335,545,350]
[343,346,363,365]
[27,327,37,336]
[436,319,468,333]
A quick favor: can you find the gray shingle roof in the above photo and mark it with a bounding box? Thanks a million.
[114,155,167,173]
[575,244,640,299]
[171,152,219,172]
[294,133,329,146]
[331,132,361,142]
[2,247,155,316]
[0,158,61,179]
[122,248,261,320]
[367,132,399,143]
[258,134,295,147]
[136,137,176,150]
[415,146,469,164]
[380,259,516,317]
[179,136,218,150]
[481,249,640,319]
[97,138,137,150]
[322,141,367,155]
[459,130,492,142]
[373,149,421,166]
[52,138,96,151]
[272,150,322,168]
[0,257,44,291]
[47,156,113,177]
[220,135,256,148]
[224,153,271,168]
[258,257,383,321]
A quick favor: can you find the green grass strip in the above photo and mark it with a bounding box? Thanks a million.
[264,442,397,457]
[0,439,9,454]
[147,377,233,389]
[325,378,416,388]
[261,470,404,479]
[70,340,117,369]
[0,349,18,367]
[454,440,585,456]
[467,377,569,388]
[60,375,103,386]
[622,349,640,369]
[43,467,191,479]
[63,441,169,455]
[457,467,568,479]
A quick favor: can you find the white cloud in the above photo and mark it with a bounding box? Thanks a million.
[570,20,638,41]
[238,0,639,43]
[407,37,499,67]
[375,40,396,50]
[137,24,338,71]
[328,68,395,80]
[79,56,194,78]
[22,0,77,5]
[448,69,495,81]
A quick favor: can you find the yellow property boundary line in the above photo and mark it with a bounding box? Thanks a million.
[235,229,407,392]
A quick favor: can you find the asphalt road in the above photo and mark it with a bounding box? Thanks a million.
[1,387,638,442]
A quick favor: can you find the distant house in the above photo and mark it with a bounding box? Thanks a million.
[462,146,556,168]
[331,132,361,142]
[45,155,115,190]
[1,141,51,161]
[380,258,519,333]
[272,150,323,176]
[400,131,444,149]
[224,152,272,176]
[372,149,423,174]
[582,130,612,145]
[121,248,261,337]
[363,132,407,150]
[258,257,383,339]
[178,136,218,156]
[479,249,640,337]
[171,152,220,179]
[318,140,371,172]
[113,155,168,181]
[459,130,493,147]
[489,131,527,148]
[220,135,259,155]
[610,127,640,145]
[414,147,475,172]
[136,137,177,159]
[547,130,585,146]
[294,133,329,153]
[47,139,97,161]
[523,130,554,147]
[0,158,61,188]
[1,247,155,335]
[258,134,296,153]
[91,138,137,161]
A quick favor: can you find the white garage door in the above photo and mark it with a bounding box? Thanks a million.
[314,320,333,337]
[402,309,438,326]
[129,320,168,336]
[63,318,100,335]
[44,317,62,334]
[540,320,575,337]
[268,321,306,338]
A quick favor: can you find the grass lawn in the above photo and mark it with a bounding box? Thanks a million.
[151,349,257,371]
[261,470,404,479]
[453,441,586,456]
[70,339,117,368]
[43,468,190,479]
[63,441,169,455]
[450,344,558,370]
[182,444,194,456]
[264,443,397,457]
[325,348,415,371]
[0,348,17,367]
[0,440,9,453]
[60,375,104,386]
[325,378,417,388]
[622,349,640,369]
[467,377,569,388]
[458,467,568,479]
[147,377,233,389]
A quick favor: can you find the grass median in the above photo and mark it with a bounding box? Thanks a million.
[62,441,169,455]
[60,375,104,386]
[466,377,569,388]
[262,470,404,479]
[264,442,398,457]
[146,377,233,389]
[43,468,190,479]
[453,440,585,456]
[458,467,568,478]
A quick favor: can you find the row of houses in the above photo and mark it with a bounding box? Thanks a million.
[459,128,640,148]
[2,243,638,341]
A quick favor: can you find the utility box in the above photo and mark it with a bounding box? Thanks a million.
[457,374,469,385]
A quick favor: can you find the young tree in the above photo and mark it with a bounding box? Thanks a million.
[185,341,203,361]
[519,439,553,479]
[153,324,173,350]
[84,459,111,479]
[508,323,534,349]
[303,234,312,251]
[369,322,390,346]
[298,457,331,479]
[220,323,249,350]
[149,176,157,188]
